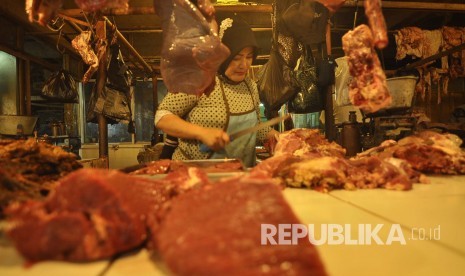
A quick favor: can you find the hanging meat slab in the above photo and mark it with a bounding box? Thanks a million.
[25,0,63,26]
[342,24,392,113]
[155,0,230,96]
[364,0,388,49]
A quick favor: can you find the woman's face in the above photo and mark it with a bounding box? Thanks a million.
[225,46,254,83]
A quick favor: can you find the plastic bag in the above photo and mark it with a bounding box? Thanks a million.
[107,43,132,93]
[316,56,336,87]
[280,0,329,45]
[41,69,79,103]
[257,48,298,118]
[155,0,229,96]
[86,85,131,124]
[288,47,323,114]
[334,57,352,107]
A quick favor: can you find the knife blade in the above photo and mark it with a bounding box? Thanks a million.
[200,114,290,152]
[229,114,291,140]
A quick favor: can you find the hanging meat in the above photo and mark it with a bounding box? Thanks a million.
[25,0,63,26]
[74,0,129,12]
[342,24,391,113]
[364,0,388,49]
[71,31,99,83]
[154,0,230,96]
[315,0,346,13]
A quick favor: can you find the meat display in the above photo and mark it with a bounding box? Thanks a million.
[342,24,392,113]
[250,128,424,192]
[394,27,449,102]
[274,128,346,158]
[131,158,244,175]
[0,139,82,217]
[156,177,327,276]
[154,0,230,96]
[5,167,329,274]
[364,0,388,49]
[357,131,465,174]
[5,168,208,262]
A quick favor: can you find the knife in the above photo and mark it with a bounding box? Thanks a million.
[200,114,291,153]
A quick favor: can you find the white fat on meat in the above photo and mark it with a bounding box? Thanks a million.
[283,157,350,190]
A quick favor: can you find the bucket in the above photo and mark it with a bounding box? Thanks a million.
[363,76,418,117]
[386,76,418,109]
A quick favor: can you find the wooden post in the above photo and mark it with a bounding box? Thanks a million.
[152,74,160,143]
[25,60,31,116]
[324,20,336,142]
[95,19,109,167]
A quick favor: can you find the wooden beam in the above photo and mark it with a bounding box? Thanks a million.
[58,1,465,17]
[59,4,272,17]
[104,17,153,74]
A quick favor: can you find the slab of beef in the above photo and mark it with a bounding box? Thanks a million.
[131,158,244,175]
[251,129,417,192]
[274,128,346,158]
[364,0,388,49]
[154,0,230,96]
[277,155,418,192]
[346,156,418,191]
[249,154,301,182]
[0,139,82,217]
[6,168,208,262]
[358,131,465,174]
[156,177,327,276]
[0,168,43,218]
[342,24,391,113]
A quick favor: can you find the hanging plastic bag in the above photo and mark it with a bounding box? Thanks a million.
[280,0,329,45]
[316,56,336,87]
[257,47,298,118]
[334,56,352,107]
[41,69,79,103]
[107,43,132,93]
[86,84,132,124]
[288,46,323,114]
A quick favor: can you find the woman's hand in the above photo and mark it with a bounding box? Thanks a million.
[264,129,280,156]
[198,127,230,152]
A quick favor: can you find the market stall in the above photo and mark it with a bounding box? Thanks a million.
[1,1,465,275]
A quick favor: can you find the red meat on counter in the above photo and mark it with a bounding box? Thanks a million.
[156,177,327,275]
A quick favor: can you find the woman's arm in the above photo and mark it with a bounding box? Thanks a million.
[157,114,230,152]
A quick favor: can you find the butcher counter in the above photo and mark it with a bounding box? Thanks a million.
[1,175,464,276]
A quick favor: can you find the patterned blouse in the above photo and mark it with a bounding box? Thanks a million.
[155,76,272,160]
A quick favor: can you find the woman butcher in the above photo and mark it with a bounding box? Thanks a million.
[155,13,278,167]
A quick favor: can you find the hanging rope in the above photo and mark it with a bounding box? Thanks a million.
[47,17,66,54]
